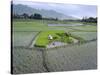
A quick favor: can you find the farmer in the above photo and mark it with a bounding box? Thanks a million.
[48,35,53,40]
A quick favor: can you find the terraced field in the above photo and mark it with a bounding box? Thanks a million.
[12,48,46,74]
[71,32,97,41]
[69,25,97,32]
[12,19,97,74]
[13,31,38,47]
[46,41,97,71]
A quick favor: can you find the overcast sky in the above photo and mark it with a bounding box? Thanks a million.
[13,1,97,19]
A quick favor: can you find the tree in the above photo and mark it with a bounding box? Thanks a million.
[55,18,58,21]
[29,14,34,19]
[81,16,97,23]
[33,13,42,19]
[22,13,29,19]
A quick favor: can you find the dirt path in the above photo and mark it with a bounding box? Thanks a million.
[29,31,41,48]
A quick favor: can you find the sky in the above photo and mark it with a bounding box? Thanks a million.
[13,0,97,19]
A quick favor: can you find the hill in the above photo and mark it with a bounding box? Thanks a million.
[13,4,77,20]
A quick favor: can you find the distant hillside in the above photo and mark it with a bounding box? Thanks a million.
[12,4,77,20]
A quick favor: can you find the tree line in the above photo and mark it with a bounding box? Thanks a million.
[81,17,97,23]
[12,13,97,23]
[12,13,58,21]
[13,13,42,19]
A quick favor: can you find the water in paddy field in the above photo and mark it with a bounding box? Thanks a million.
[46,41,67,48]
[48,23,83,26]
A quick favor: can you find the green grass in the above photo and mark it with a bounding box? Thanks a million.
[34,31,63,47]
[34,30,73,47]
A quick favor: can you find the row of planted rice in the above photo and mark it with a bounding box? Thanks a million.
[71,32,97,41]
[13,31,38,47]
[45,41,97,72]
[69,25,97,32]
[12,48,46,74]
